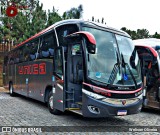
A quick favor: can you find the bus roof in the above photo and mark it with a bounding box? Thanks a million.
[134,38,160,48]
[134,38,160,58]
[15,19,130,49]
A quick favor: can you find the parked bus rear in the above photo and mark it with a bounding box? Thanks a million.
[134,38,160,109]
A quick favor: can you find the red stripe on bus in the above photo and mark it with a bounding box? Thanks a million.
[83,82,142,94]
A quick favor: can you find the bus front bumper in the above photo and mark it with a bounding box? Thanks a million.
[82,93,143,117]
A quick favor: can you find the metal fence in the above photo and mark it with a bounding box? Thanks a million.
[0,41,14,55]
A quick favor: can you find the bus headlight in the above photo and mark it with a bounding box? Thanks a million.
[135,90,143,97]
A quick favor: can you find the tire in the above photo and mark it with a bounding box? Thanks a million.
[48,91,62,115]
[9,83,15,97]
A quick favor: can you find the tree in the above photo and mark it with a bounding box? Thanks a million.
[121,27,150,39]
[0,2,84,47]
[46,6,62,27]
[121,27,127,32]
[62,4,83,19]
[0,0,47,44]
[121,27,137,39]
[136,29,150,39]
[29,2,47,36]
[101,17,104,24]
[92,16,94,22]
[151,32,160,38]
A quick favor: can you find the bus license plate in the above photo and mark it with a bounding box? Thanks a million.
[117,110,127,116]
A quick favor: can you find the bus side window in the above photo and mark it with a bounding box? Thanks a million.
[7,53,11,65]
[14,50,20,64]
[9,52,14,65]
[19,49,22,62]
[29,40,39,60]
[56,24,79,47]
[4,56,8,66]
[40,32,57,59]
[23,43,30,61]
[54,49,63,77]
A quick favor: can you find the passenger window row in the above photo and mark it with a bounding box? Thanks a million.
[6,33,57,65]
[4,24,79,66]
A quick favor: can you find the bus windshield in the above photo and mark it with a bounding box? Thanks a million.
[82,26,141,86]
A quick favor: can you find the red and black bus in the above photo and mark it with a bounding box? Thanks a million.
[134,38,160,109]
[3,19,143,117]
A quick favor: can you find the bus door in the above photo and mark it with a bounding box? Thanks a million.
[53,47,66,111]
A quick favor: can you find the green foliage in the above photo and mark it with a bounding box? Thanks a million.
[121,27,160,39]
[46,7,62,27]
[121,27,151,39]
[29,1,47,36]
[136,29,150,39]
[1,0,160,46]
[0,0,40,44]
[0,2,83,45]
[62,4,83,19]
[151,32,160,38]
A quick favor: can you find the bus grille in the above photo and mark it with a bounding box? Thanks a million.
[102,94,142,106]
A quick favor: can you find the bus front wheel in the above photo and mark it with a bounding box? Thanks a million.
[48,91,62,115]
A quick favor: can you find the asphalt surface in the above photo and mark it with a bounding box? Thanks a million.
[0,87,160,134]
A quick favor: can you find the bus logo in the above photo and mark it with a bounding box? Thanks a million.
[18,63,46,75]
[121,100,126,105]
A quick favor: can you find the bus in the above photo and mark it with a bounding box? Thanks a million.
[3,19,143,117]
[134,38,160,109]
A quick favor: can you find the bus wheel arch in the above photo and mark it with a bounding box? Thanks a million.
[44,85,52,103]
[44,85,62,115]
[48,90,62,115]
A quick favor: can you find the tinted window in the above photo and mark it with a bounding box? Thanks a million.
[23,43,30,61]
[8,52,14,65]
[39,32,57,58]
[4,56,8,66]
[56,24,79,46]
[14,49,20,63]
[71,43,82,55]
[28,40,39,60]
[11,45,29,64]
[18,47,26,63]
[55,49,63,77]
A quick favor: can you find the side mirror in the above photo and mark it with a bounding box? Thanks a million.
[65,31,96,54]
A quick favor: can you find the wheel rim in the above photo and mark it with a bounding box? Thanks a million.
[10,85,13,94]
[49,95,53,109]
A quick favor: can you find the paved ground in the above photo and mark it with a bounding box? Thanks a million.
[0,87,160,134]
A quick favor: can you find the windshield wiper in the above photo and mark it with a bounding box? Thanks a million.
[108,52,121,85]
[108,52,138,89]
[121,53,138,89]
